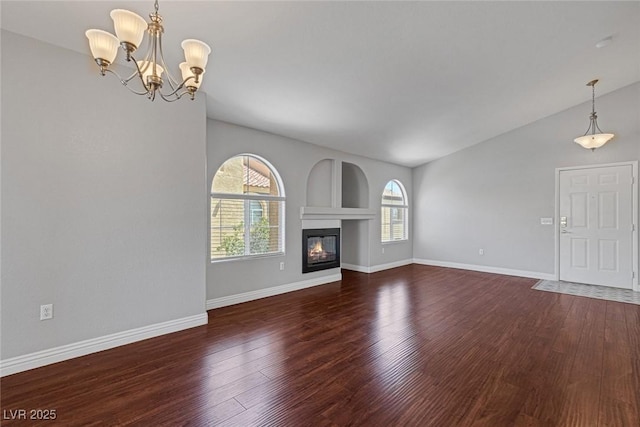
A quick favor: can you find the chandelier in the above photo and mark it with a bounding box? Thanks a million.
[85,0,211,102]
[574,79,614,151]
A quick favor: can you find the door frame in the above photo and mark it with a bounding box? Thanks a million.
[554,161,638,292]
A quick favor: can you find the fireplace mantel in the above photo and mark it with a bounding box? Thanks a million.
[300,207,376,220]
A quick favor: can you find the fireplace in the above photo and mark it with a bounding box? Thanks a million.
[302,228,340,273]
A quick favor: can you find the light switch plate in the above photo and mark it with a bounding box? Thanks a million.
[540,217,553,225]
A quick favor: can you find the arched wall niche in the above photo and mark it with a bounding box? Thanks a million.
[342,162,369,209]
[306,159,334,207]
[303,159,375,221]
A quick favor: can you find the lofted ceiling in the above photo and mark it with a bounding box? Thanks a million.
[2,1,639,167]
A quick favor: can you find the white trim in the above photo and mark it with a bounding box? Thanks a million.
[206,273,342,310]
[413,259,556,281]
[300,206,376,220]
[210,193,285,201]
[0,313,208,377]
[555,161,638,292]
[341,263,370,273]
[343,259,413,274]
[371,259,414,273]
[331,159,342,209]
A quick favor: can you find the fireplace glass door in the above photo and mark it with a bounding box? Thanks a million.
[302,228,340,273]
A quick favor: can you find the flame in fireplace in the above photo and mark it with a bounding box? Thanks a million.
[309,240,325,256]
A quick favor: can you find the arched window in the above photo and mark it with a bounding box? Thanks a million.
[381,180,408,242]
[211,154,285,260]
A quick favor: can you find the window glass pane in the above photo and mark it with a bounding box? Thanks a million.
[212,156,244,194]
[381,206,392,242]
[382,180,405,205]
[250,200,283,254]
[211,198,245,258]
[250,200,264,224]
[246,157,277,196]
[391,208,406,240]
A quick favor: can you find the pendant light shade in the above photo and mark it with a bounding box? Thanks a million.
[85,29,119,65]
[574,79,615,151]
[137,61,164,83]
[110,9,147,51]
[179,62,204,89]
[574,133,615,150]
[181,39,212,71]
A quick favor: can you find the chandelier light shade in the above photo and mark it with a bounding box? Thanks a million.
[180,62,204,90]
[110,9,147,51]
[85,29,119,66]
[85,0,211,102]
[574,79,615,151]
[137,61,164,85]
[182,39,212,71]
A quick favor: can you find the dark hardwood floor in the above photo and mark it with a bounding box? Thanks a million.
[2,265,639,426]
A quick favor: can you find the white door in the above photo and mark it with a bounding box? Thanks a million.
[559,164,634,289]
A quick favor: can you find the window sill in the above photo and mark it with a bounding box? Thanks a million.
[381,239,409,245]
[211,252,285,264]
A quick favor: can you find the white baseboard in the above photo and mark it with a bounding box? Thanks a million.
[341,263,369,273]
[0,313,208,378]
[370,259,414,273]
[413,258,556,281]
[342,259,413,274]
[206,273,342,310]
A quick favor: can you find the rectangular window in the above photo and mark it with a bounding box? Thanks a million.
[381,206,407,242]
[211,196,284,260]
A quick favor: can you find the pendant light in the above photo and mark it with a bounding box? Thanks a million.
[574,79,614,151]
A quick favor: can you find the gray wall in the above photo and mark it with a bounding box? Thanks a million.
[1,31,207,359]
[207,120,413,300]
[413,82,640,275]
[342,220,370,266]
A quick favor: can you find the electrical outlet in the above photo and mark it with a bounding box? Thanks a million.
[40,304,53,320]
[479,248,484,256]
[279,262,285,271]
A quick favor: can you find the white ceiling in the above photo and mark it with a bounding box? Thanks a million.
[2,1,639,167]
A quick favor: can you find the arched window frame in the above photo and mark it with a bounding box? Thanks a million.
[210,154,285,261]
[381,179,408,243]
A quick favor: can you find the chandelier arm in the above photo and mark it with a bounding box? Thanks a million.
[581,121,594,137]
[103,69,151,96]
[159,75,197,99]
[123,68,143,84]
[140,32,154,65]
[159,89,196,102]
[130,54,152,92]
[159,92,184,102]
[157,32,181,89]
[592,118,605,134]
[121,54,147,85]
